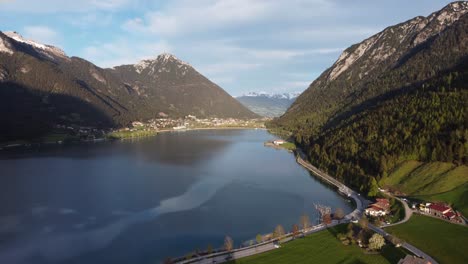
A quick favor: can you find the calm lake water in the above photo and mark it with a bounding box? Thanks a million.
[0,129,352,264]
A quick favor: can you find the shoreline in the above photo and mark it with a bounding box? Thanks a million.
[0,127,267,150]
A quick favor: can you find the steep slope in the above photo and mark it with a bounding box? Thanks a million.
[0,33,256,142]
[271,2,468,193]
[236,92,299,117]
[110,54,258,119]
[278,1,468,134]
[0,31,134,141]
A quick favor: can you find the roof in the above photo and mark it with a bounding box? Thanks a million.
[444,211,456,218]
[376,198,390,205]
[429,203,451,213]
[398,255,431,264]
[366,205,385,212]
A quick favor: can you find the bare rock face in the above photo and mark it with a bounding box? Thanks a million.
[0,68,7,81]
[280,2,468,132]
[326,1,468,82]
[3,31,68,61]
[0,35,13,55]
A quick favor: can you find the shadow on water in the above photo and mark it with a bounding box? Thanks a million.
[0,130,354,264]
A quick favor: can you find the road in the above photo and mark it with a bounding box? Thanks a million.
[296,150,368,220]
[369,224,439,264]
[380,193,413,227]
[174,150,436,264]
[177,223,340,264]
[297,152,438,264]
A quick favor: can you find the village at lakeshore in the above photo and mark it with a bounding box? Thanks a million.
[3,122,466,264]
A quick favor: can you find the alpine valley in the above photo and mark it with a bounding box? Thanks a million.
[270,2,468,204]
[0,32,257,142]
[236,92,300,117]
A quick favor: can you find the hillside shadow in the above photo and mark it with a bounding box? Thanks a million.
[0,81,115,142]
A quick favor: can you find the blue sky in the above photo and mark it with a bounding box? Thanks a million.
[0,0,454,96]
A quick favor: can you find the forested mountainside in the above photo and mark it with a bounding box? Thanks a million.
[270,2,468,194]
[0,32,256,142]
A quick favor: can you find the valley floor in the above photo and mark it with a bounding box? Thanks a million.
[227,224,407,264]
[384,214,468,264]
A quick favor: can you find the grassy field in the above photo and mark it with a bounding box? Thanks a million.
[380,161,423,187]
[279,142,296,151]
[414,183,468,217]
[106,129,157,139]
[380,161,468,195]
[228,225,407,264]
[385,214,468,264]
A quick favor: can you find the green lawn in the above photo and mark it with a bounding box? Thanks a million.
[228,225,407,264]
[106,129,157,139]
[385,214,468,264]
[414,183,468,217]
[280,142,296,151]
[380,161,468,196]
[380,161,423,187]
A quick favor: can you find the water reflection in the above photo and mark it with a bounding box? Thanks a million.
[0,130,352,264]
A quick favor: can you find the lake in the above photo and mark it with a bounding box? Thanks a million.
[0,129,352,264]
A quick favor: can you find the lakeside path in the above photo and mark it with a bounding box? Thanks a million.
[297,151,438,264]
[173,147,438,264]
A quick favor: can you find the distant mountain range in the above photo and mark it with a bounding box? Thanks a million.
[271,2,468,197]
[0,32,257,141]
[236,92,300,117]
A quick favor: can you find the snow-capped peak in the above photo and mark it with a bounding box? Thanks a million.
[0,34,13,55]
[239,91,301,100]
[156,52,191,67]
[134,53,192,74]
[3,31,67,59]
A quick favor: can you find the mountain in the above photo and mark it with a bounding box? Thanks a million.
[236,92,300,117]
[270,2,468,195]
[110,54,258,119]
[0,32,257,142]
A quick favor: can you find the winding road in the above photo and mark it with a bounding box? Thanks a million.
[174,150,438,264]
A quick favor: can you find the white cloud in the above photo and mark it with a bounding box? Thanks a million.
[68,13,113,28]
[82,39,172,68]
[122,0,333,36]
[199,62,262,75]
[23,26,61,46]
[0,0,133,13]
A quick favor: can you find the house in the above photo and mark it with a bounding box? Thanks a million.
[428,203,451,217]
[419,203,432,213]
[443,211,456,220]
[365,198,390,216]
[273,140,285,145]
[398,255,432,264]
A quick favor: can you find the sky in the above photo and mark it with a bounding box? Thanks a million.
[0,0,454,96]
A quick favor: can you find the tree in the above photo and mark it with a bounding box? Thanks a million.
[334,208,345,220]
[346,223,354,239]
[256,234,263,244]
[300,214,311,231]
[224,236,234,252]
[207,244,213,254]
[274,224,285,239]
[359,216,369,230]
[368,177,379,197]
[322,214,332,225]
[368,233,385,250]
[292,224,300,238]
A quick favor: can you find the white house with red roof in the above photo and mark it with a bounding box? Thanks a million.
[365,198,390,216]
